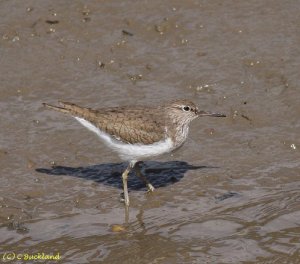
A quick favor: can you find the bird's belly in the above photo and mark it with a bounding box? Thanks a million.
[113,138,174,161]
[74,117,174,161]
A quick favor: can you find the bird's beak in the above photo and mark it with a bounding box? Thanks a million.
[197,110,226,117]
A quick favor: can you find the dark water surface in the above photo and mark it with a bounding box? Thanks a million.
[1,0,300,263]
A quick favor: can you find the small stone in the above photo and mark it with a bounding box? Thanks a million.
[12,36,20,42]
[181,39,188,44]
[111,224,126,232]
[48,28,56,33]
[291,144,296,150]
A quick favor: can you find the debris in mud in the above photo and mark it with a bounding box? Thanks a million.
[204,128,215,135]
[181,38,188,45]
[243,59,261,67]
[188,84,214,93]
[230,109,252,122]
[9,33,20,42]
[128,74,143,84]
[290,143,297,150]
[241,114,251,121]
[47,28,56,34]
[215,191,240,201]
[122,30,134,36]
[154,18,170,35]
[98,61,105,68]
[81,6,91,22]
[82,8,90,16]
[116,39,127,46]
[82,17,91,22]
[45,20,59,24]
[232,110,238,119]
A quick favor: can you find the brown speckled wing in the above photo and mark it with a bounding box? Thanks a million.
[92,107,166,145]
[48,102,167,145]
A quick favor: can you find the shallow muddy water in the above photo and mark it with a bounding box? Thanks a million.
[1,0,300,263]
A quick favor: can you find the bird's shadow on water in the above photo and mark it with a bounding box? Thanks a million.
[36,161,216,191]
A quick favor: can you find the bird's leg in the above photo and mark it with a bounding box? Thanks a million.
[121,160,136,206]
[134,161,155,192]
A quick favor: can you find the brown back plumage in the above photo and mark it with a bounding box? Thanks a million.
[43,102,166,145]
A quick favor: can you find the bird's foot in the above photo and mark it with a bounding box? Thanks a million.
[146,184,155,193]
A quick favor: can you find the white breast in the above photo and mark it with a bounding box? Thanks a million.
[74,117,174,161]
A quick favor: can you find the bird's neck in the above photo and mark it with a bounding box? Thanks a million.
[166,117,190,148]
[175,122,189,145]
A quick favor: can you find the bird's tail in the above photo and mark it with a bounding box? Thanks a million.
[43,101,96,120]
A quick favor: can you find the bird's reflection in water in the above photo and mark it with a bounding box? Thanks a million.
[36,160,215,223]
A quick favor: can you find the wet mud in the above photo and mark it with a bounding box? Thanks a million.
[1,0,300,263]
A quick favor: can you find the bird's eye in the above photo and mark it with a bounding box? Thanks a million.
[183,106,190,111]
